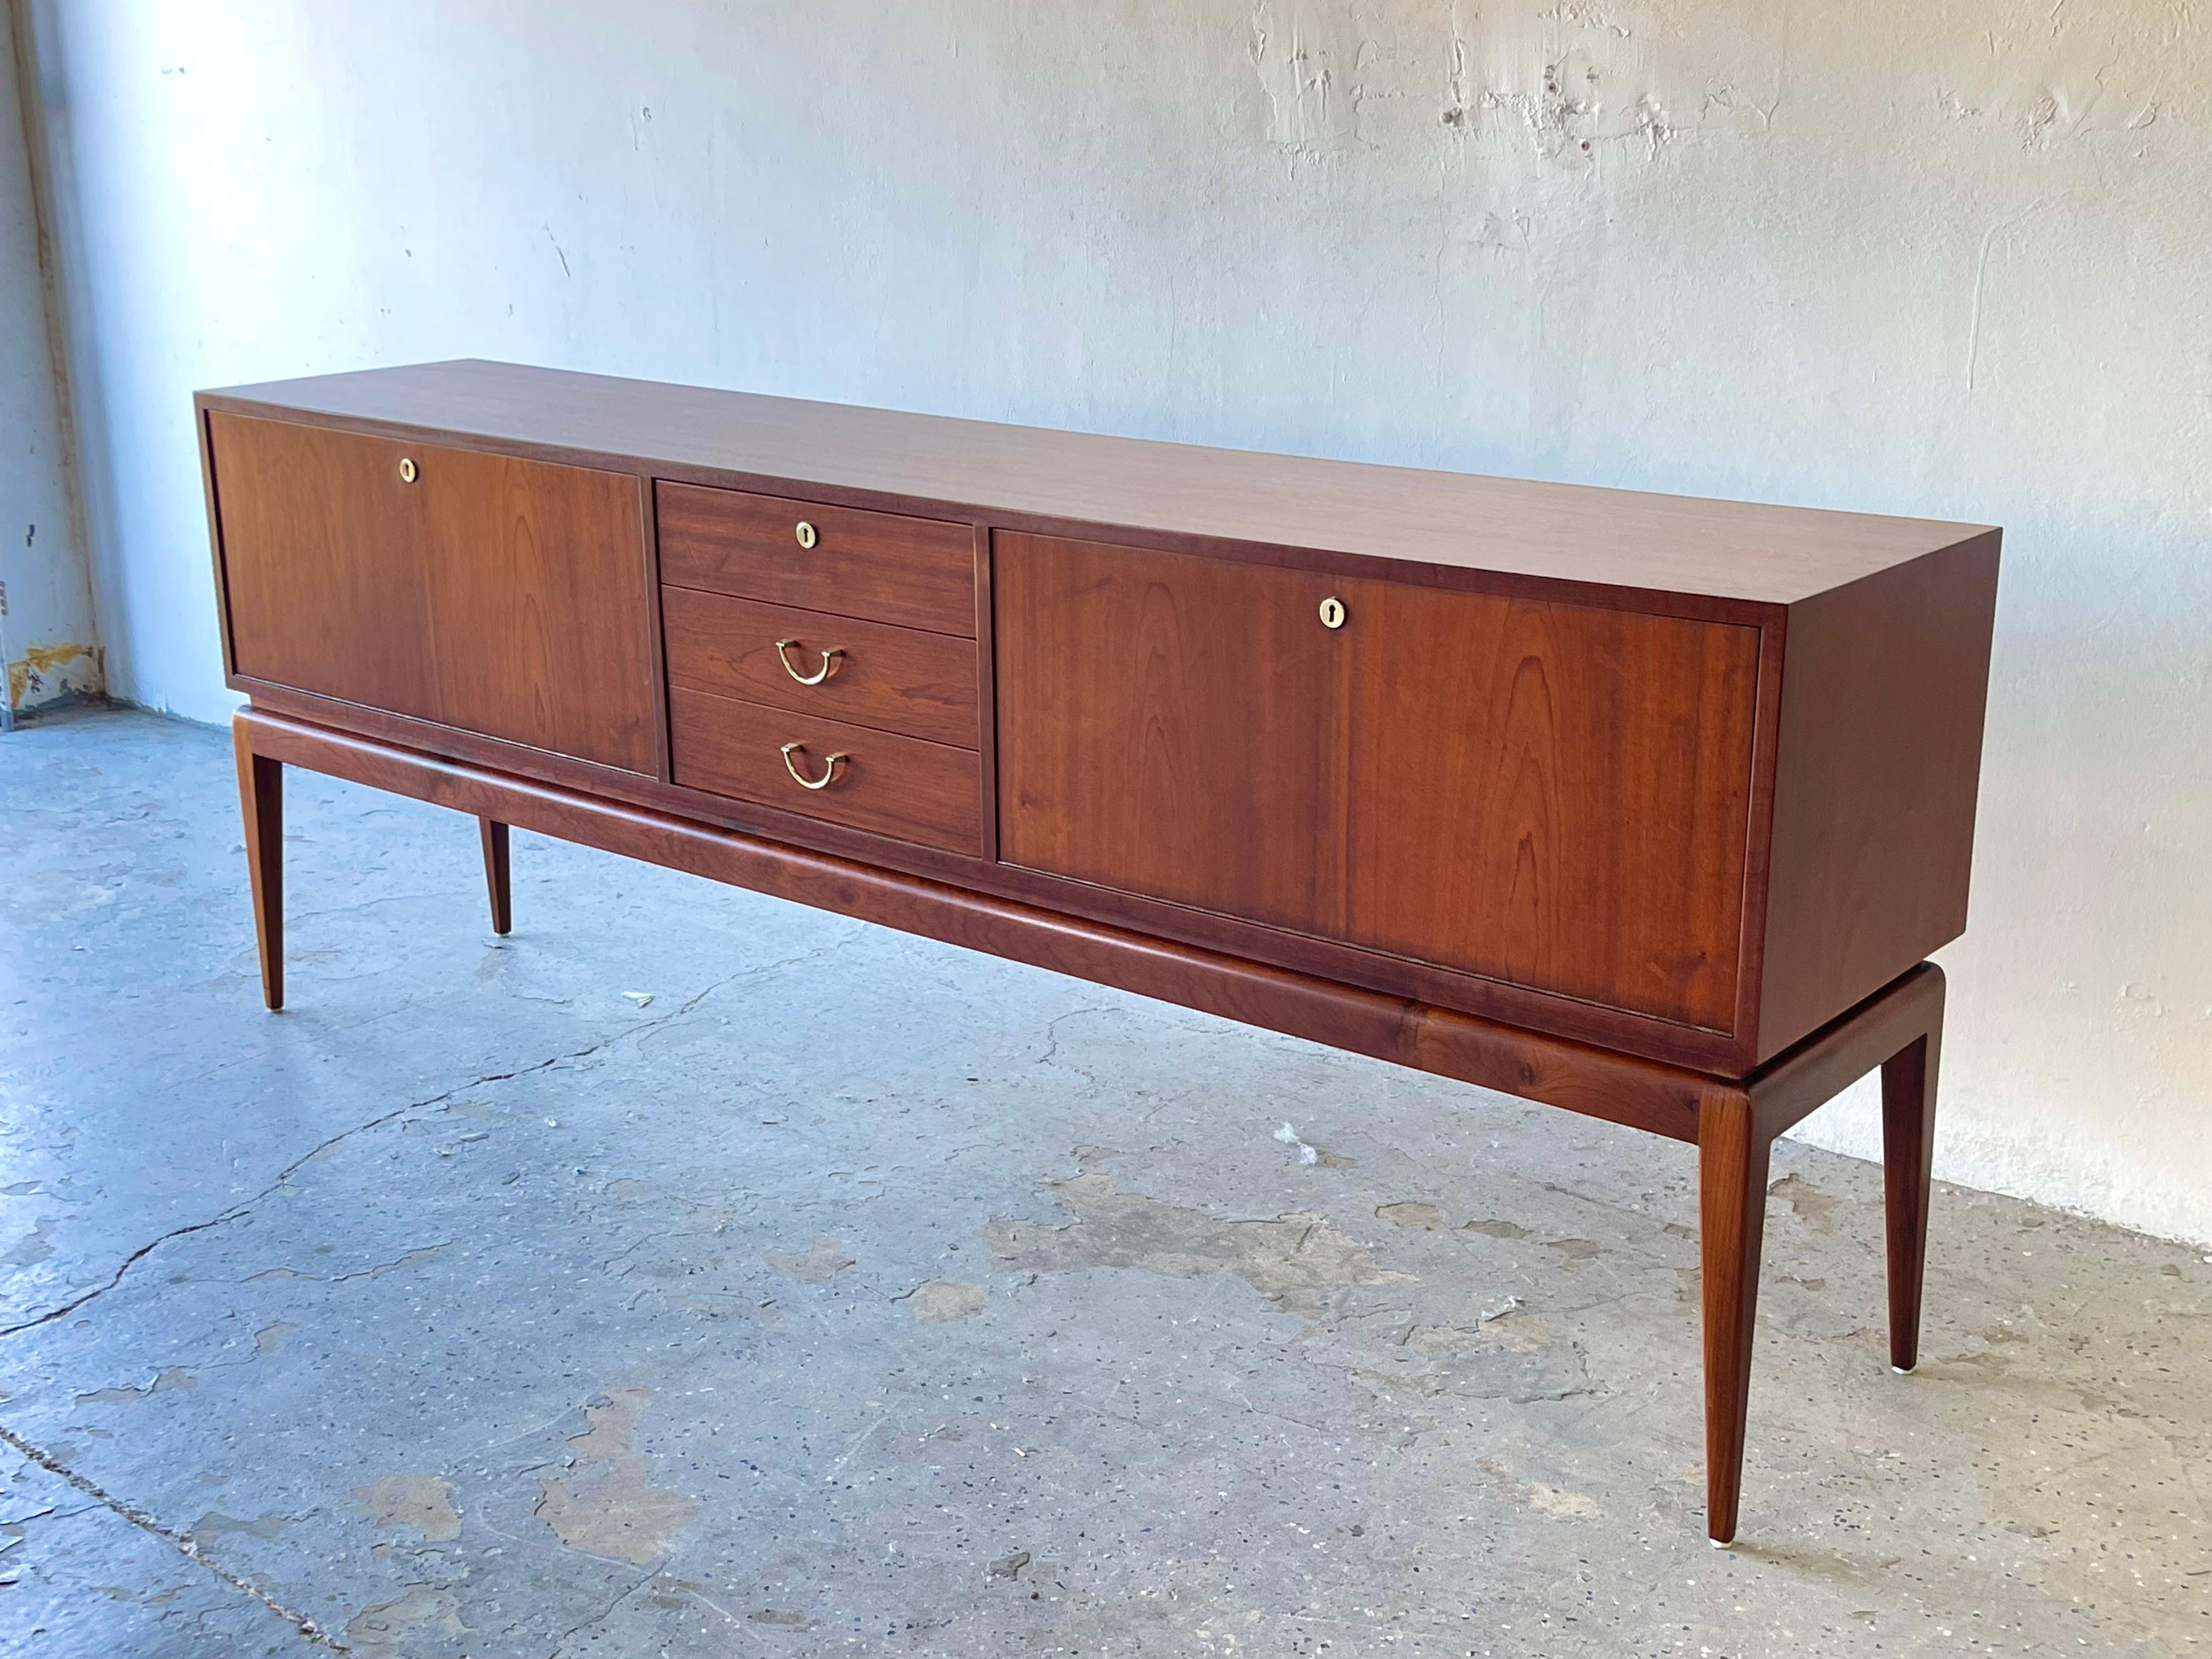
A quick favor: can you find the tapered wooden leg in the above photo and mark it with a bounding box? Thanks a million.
[233,715,284,1011]
[1881,1026,1941,1373]
[1699,1088,1770,1545]
[479,817,512,935]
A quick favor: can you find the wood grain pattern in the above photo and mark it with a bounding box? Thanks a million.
[233,719,283,1011]
[996,533,1760,1031]
[203,360,1993,606]
[1882,1030,1940,1373]
[1754,534,1999,1059]
[229,674,1752,1073]
[662,588,978,748]
[1697,1086,1769,1546]
[657,481,975,636]
[479,819,512,936]
[669,686,980,854]
[235,705,1706,1141]
[210,413,656,772]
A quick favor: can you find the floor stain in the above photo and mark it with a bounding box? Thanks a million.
[535,1386,700,1565]
[190,1509,294,1544]
[345,1583,468,1651]
[902,1279,988,1322]
[352,1472,461,1542]
[1463,1217,1532,1240]
[253,1320,296,1355]
[983,1175,1413,1318]
[1529,1481,1602,1520]
[667,1290,786,1327]
[1350,1367,1445,1396]
[2,1217,57,1267]
[1771,1174,1838,1230]
[751,1607,817,1628]
[74,1367,196,1407]
[1408,1313,1554,1357]
[765,1235,856,1283]
[1376,1201,1446,1230]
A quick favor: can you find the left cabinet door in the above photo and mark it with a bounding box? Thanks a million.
[208,413,656,774]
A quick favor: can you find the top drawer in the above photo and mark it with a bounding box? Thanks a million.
[656,482,975,636]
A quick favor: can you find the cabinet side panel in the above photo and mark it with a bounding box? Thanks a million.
[1755,532,2000,1061]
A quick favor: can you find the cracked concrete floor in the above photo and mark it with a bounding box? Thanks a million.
[2,706,2207,1657]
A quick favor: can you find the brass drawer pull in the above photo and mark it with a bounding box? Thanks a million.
[774,637,843,685]
[780,741,848,790]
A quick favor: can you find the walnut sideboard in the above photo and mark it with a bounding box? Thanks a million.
[196,359,1999,1544]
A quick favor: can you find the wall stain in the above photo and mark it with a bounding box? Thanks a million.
[7,642,103,713]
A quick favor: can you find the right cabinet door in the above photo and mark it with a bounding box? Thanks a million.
[995,533,1760,1032]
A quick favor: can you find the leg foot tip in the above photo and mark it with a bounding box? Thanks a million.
[1892,1363,1914,1375]
[1708,1536,1733,1549]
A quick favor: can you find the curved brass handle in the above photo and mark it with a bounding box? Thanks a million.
[774,637,843,686]
[780,741,848,790]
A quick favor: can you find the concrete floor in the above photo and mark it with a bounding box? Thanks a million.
[0,707,2205,1658]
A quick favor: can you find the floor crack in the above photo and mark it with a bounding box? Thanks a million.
[0,1421,349,1651]
[544,1564,656,1658]
[0,967,754,1340]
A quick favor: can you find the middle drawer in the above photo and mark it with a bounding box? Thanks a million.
[662,587,979,749]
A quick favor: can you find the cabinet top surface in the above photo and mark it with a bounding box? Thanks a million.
[202,358,1993,605]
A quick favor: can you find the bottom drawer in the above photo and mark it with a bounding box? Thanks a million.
[669,686,981,854]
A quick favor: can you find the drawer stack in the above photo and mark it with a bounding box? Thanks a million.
[656,483,981,853]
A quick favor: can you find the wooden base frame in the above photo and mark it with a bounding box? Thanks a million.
[231,706,1945,1544]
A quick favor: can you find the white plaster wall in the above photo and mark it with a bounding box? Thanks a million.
[22,2,2211,1243]
[0,4,98,714]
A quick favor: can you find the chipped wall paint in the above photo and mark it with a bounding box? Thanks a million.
[16,2,2212,1244]
[5,639,99,711]
[0,2,100,717]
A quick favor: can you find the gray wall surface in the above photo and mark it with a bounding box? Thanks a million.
[0,1,98,715]
[18,1,2211,1242]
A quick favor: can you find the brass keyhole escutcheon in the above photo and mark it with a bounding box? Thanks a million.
[1318,595,1346,629]
[398,457,419,484]
[794,520,818,550]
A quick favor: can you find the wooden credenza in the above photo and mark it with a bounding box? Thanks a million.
[198,360,1999,1543]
